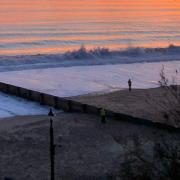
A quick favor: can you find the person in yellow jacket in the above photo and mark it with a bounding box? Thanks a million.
[100,108,106,123]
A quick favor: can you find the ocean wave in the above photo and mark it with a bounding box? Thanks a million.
[63,44,180,59]
[0,45,180,72]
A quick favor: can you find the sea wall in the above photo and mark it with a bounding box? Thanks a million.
[0,81,179,132]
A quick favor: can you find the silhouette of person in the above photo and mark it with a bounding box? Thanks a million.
[48,108,54,117]
[128,79,132,91]
[100,108,106,123]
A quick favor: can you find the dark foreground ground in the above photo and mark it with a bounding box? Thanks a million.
[0,111,179,179]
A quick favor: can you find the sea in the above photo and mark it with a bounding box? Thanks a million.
[0,0,180,68]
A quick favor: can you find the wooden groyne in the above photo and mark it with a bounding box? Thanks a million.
[0,81,179,132]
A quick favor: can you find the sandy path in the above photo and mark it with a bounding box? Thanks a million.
[71,87,180,128]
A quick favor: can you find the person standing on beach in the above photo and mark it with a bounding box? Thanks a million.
[128,79,132,91]
[100,108,106,123]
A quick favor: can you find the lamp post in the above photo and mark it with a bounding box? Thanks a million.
[48,108,55,180]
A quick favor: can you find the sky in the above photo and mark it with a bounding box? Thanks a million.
[1,0,180,25]
[0,0,180,55]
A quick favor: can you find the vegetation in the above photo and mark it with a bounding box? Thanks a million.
[115,66,180,180]
[118,135,180,180]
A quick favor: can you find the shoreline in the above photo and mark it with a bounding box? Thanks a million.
[1,61,180,98]
[0,85,179,129]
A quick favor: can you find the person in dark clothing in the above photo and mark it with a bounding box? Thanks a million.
[128,78,132,91]
[100,108,106,123]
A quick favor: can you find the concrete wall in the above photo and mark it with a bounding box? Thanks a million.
[0,81,179,132]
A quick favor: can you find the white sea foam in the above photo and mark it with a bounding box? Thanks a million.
[0,92,57,118]
[0,60,180,97]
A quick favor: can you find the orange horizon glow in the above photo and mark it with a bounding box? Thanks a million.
[0,0,180,55]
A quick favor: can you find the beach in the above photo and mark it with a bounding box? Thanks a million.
[0,0,180,179]
[72,87,180,128]
[0,53,179,179]
[0,86,179,179]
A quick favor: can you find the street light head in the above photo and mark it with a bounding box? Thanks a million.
[48,108,54,117]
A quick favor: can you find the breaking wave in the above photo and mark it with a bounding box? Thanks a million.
[0,44,180,72]
[63,44,180,59]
